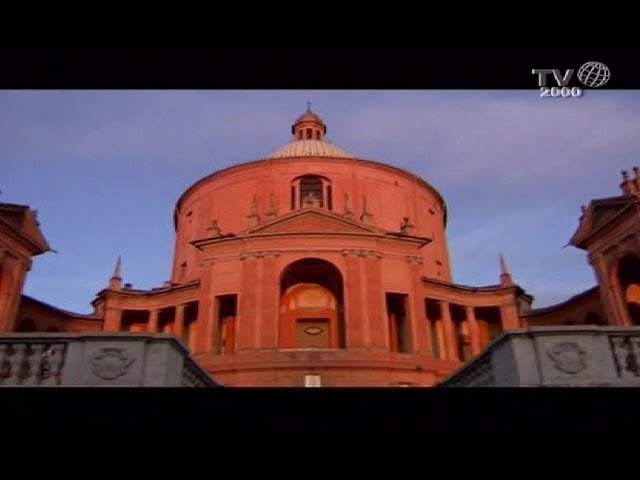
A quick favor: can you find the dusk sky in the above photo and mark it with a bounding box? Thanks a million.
[3,90,639,314]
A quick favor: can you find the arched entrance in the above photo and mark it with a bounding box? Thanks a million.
[279,258,344,349]
[618,254,640,325]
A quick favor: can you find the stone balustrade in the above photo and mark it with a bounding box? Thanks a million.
[0,333,218,387]
[438,326,640,387]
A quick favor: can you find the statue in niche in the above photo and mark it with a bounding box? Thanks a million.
[247,194,260,227]
[266,193,277,217]
[343,193,354,219]
[302,192,321,208]
[400,217,414,235]
[208,219,222,237]
[360,195,373,223]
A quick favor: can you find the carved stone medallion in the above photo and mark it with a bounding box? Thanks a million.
[89,347,135,380]
[547,342,586,374]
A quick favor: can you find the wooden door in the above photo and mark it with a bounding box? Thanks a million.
[221,316,236,355]
[296,318,331,348]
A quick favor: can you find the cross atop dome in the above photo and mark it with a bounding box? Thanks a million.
[291,104,327,141]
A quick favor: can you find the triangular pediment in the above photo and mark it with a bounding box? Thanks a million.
[569,197,636,249]
[21,212,50,253]
[0,203,50,254]
[591,203,629,230]
[569,210,593,248]
[242,208,386,236]
[0,203,27,230]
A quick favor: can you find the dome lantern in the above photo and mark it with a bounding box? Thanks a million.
[291,102,327,141]
[268,106,354,159]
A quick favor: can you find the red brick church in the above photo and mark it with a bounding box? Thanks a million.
[2,108,639,386]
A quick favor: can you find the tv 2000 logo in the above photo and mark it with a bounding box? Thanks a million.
[532,61,611,98]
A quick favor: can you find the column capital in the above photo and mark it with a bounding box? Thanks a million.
[6,256,32,271]
[588,251,602,266]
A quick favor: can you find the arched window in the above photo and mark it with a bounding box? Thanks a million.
[300,177,323,207]
[291,175,332,211]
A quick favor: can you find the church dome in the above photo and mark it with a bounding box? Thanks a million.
[267,139,354,159]
[267,104,354,159]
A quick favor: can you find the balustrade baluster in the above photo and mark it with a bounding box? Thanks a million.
[6,344,28,385]
[23,344,45,386]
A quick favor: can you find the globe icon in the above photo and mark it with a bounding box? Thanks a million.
[577,61,611,88]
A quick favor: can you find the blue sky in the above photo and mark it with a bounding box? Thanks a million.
[3,90,639,313]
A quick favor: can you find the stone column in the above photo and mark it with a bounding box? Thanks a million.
[610,274,631,326]
[238,253,258,350]
[148,309,159,333]
[344,250,365,348]
[174,304,185,341]
[466,305,481,355]
[0,253,10,332]
[435,319,446,359]
[424,298,438,356]
[606,253,632,326]
[365,251,386,349]
[252,254,264,348]
[440,301,457,361]
[196,261,215,354]
[0,258,28,333]
[591,254,618,324]
[358,251,370,346]
[592,253,629,326]
[409,256,430,354]
[499,302,521,331]
[103,306,122,332]
[259,251,279,349]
